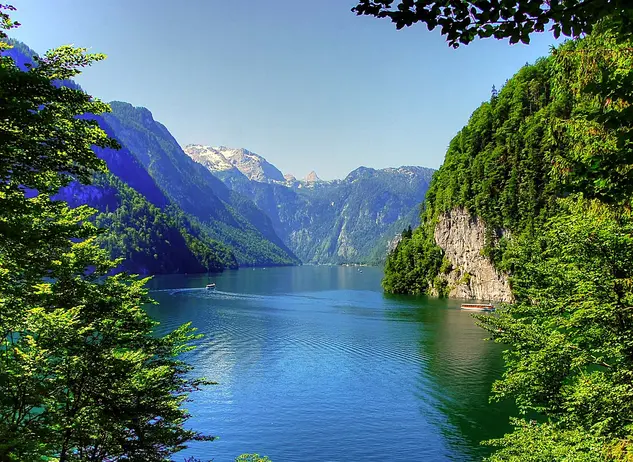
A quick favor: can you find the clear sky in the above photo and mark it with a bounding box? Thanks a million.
[8,0,560,180]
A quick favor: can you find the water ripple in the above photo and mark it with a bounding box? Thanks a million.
[147,267,512,462]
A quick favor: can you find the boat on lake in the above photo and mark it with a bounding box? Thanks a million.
[460,303,494,312]
[206,283,216,290]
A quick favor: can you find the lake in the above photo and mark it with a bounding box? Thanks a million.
[146,266,513,462]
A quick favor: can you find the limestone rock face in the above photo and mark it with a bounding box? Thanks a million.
[305,171,321,183]
[184,145,285,183]
[386,234,402,254]
[433,208,513,302]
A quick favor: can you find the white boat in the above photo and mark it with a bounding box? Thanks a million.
[460,303,494,312]
[206,283,216,290]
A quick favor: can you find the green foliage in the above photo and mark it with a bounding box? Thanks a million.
[235,454,273,462]
[352,0,633,47]
[484,418,608,461]
[0,12,212,460]
[0,34,113,193]
[548,24,633,204]
[91,174,237,274]
[382,221,444,294]
[439,256,452,274]
[477,197,633,459]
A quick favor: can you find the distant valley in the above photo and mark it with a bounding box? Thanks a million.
[8,41,435,273]
[185,145,434,265]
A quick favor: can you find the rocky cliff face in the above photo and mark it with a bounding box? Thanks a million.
[433,208,513,302]
[186,144,285,183]
[386,234,402,254]
[304,171,322,184]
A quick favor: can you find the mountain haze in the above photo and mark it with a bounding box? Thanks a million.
[5,40,435,272]
[103,102,300,267]
[185,144,435,264]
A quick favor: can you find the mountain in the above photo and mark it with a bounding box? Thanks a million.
[59,172,238,274]
[4,41,298,272]
[6,38,430,270]
[54,112,241,274]
[102,103,299,267]
[186,145,285,183]
[2,40,240,275]
[184,145,435,264]
[381,41,562,299]
[305,171,321,184]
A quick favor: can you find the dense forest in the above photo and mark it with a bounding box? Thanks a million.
[383,19,633,460]
[384,26,618,294]
[89,174,238,274]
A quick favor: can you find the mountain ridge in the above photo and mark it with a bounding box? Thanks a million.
[184,144,435,264]
[103,102,300,266]
[4,39,433,271]
[185,144,286,183]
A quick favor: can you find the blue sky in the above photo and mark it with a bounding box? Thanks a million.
[8,1,560,180]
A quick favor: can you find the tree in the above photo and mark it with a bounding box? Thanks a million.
[0,5,212,460]
[377,12,633,458]
[235,454,273,462]
[549,24,633,204]
[352,0,633,47]
[477,197,633,459]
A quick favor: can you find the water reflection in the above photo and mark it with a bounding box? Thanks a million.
[145,267,513,461]
[384,294,514,459]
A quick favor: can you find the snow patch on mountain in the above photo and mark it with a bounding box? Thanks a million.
[185,145,285,183]
[184,145,235,172]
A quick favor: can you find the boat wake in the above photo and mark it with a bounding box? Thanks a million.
[149,287,207,296]
[149,287,270,302]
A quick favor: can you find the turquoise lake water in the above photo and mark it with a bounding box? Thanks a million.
[146,266,513,461]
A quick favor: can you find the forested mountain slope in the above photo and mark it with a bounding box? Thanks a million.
[382,27,629,301]
[383,49,561,296]
[5,41,296,271]
[59,173,238,274]
[103,103,299,266]
[3,41,238,274]
[186,145,435,264]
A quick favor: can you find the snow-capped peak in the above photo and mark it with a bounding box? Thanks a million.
[184,144,285,183]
